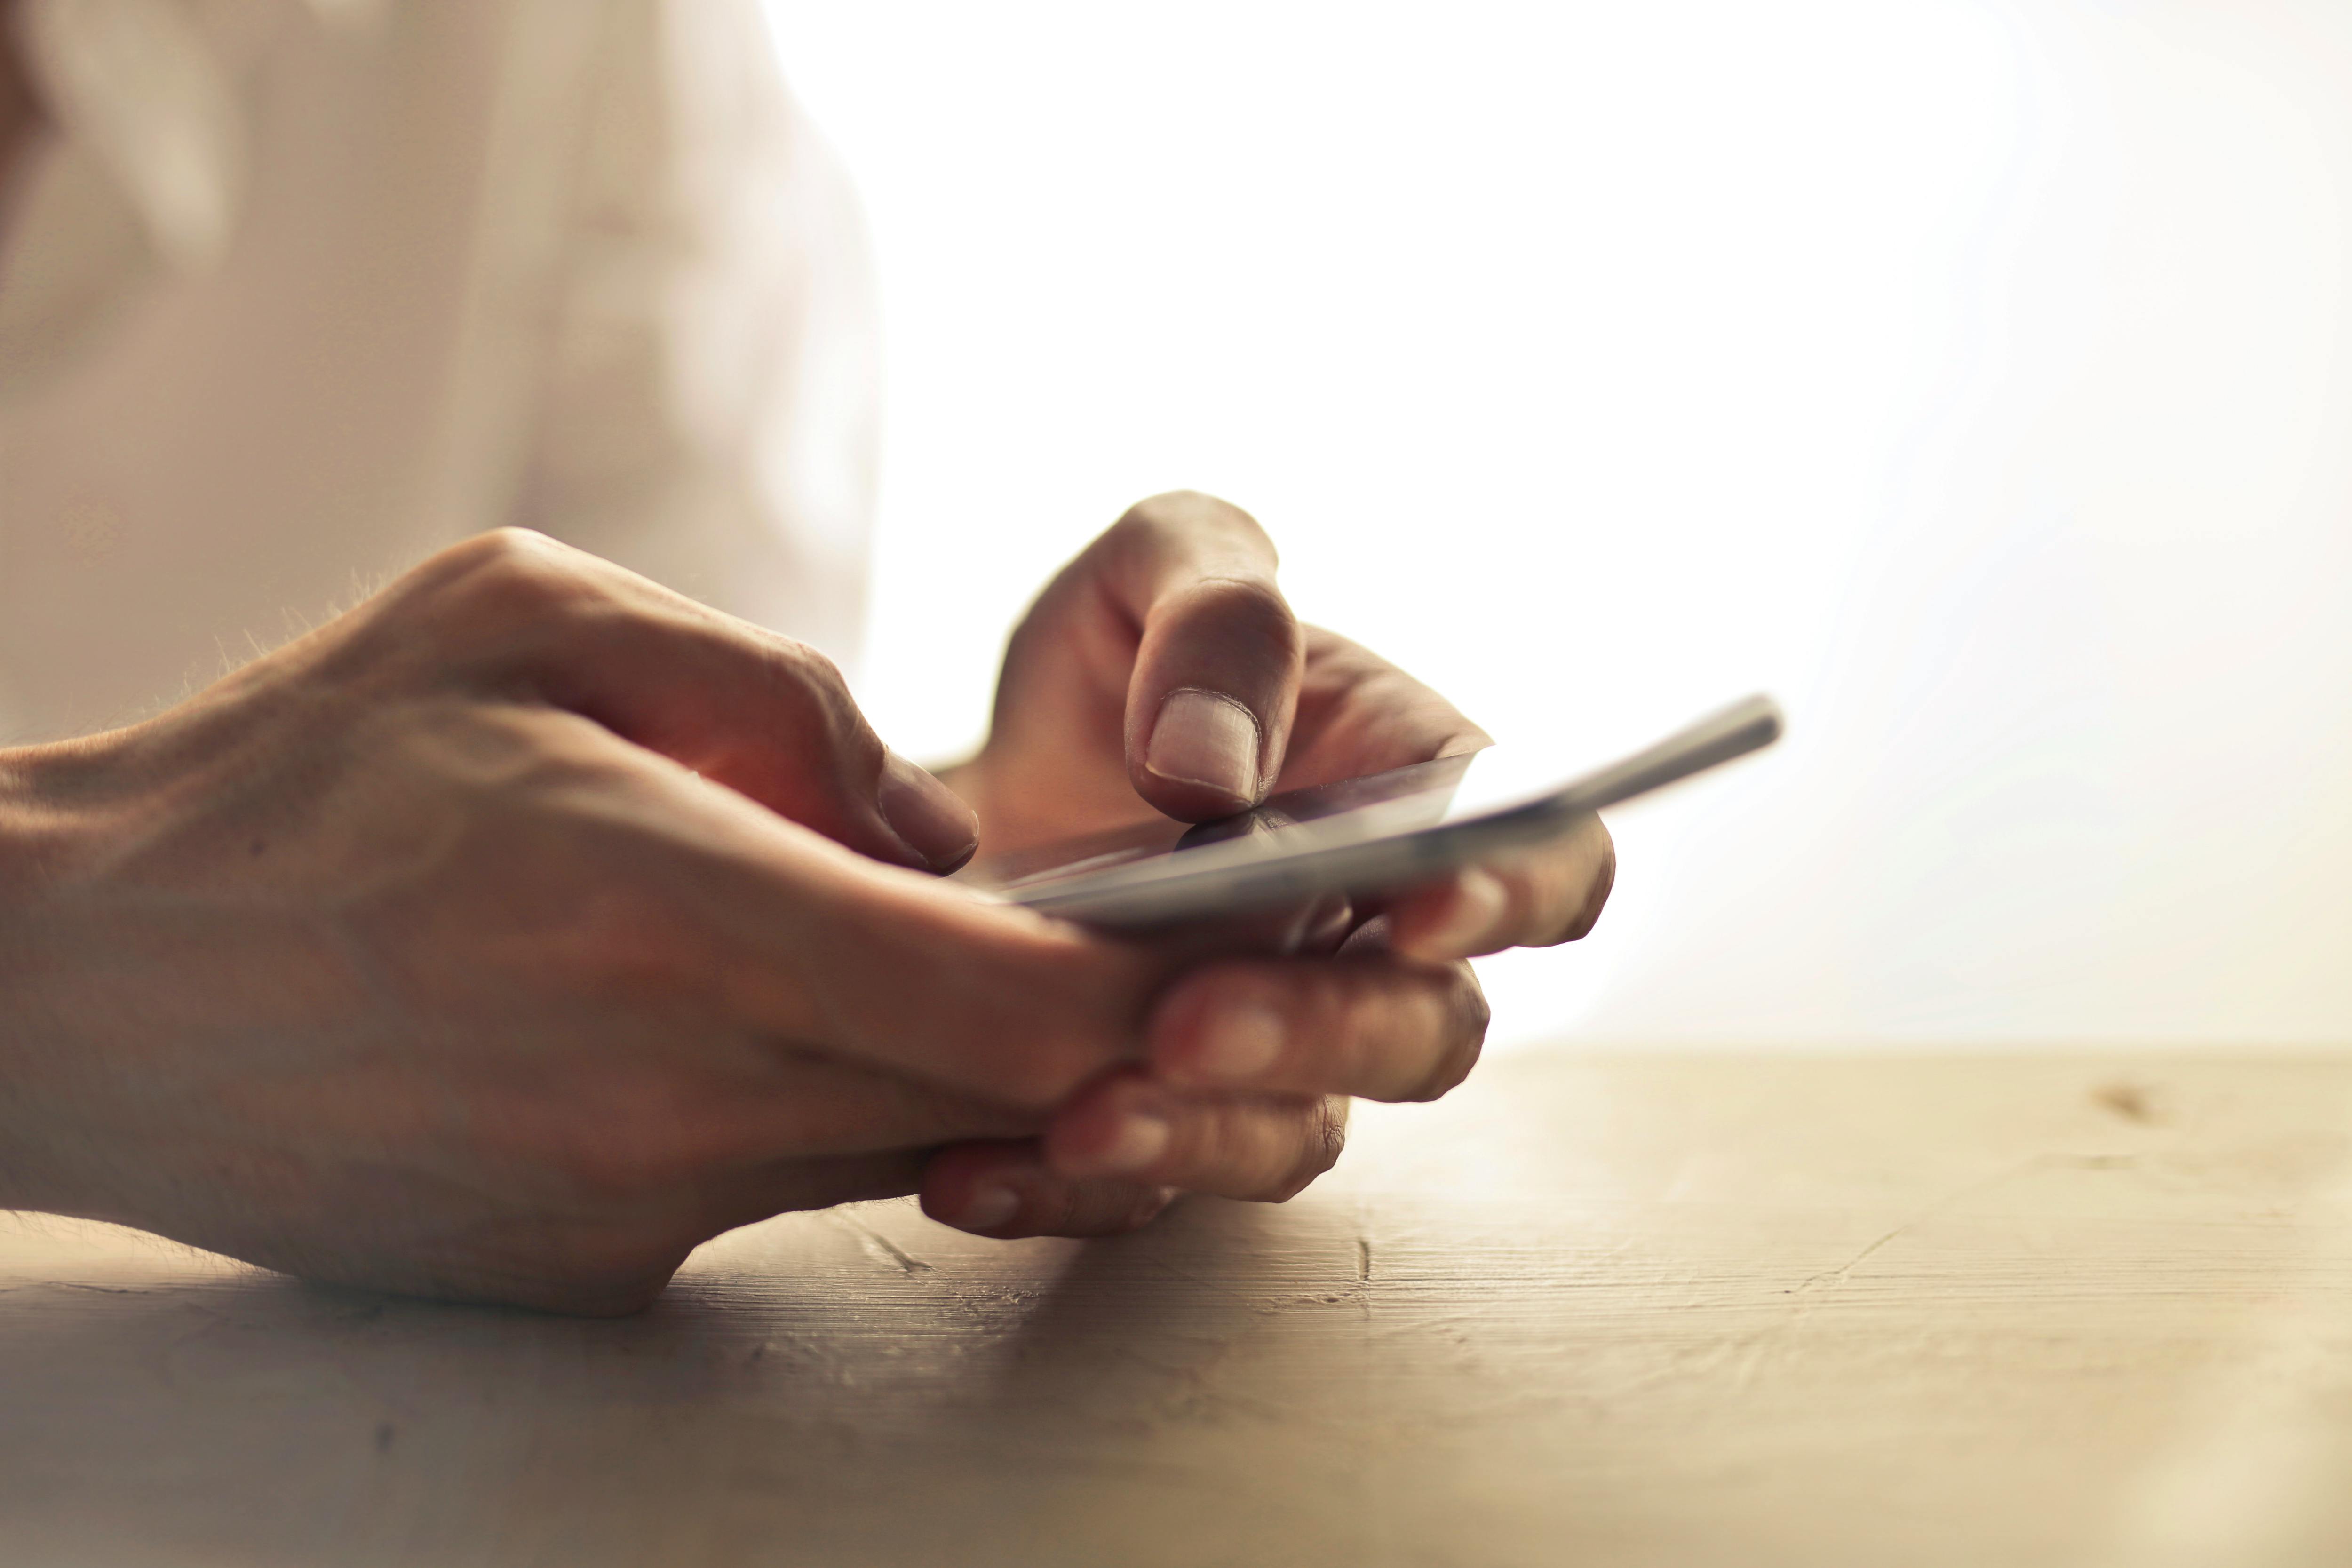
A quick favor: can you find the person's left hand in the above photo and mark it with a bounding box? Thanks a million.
[918,491,1616,1240]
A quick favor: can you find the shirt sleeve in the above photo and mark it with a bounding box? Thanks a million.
[504,0,878,669]
[0,0,246,397]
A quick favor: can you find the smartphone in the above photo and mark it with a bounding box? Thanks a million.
[963,693,1783,930]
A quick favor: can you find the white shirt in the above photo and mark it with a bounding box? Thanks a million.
[0,0,876,744]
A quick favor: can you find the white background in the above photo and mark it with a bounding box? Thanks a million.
[763,0,2352,1048]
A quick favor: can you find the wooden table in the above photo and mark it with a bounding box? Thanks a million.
[6,1052,2352,1568]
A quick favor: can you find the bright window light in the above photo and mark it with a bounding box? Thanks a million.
[765,0,2352,1048]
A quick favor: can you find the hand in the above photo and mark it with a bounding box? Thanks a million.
[0,530,1210,1312]
[918,493,1616,1239]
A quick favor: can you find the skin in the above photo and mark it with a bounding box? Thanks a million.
[925,493,1614,1237]
[0,504,1608,1315]
[0,8,1611,1305]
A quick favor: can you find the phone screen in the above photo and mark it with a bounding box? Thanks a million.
[963,751,1491,899]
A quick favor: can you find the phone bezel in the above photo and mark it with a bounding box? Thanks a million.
[970,694,1783,931]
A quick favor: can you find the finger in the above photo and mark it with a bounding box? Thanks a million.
[376,529,977,872]
[918,1139,1177,1239]
[1144,950,1490,1102]
[1384,812,1616,961]
[471,706,1169,1114]
[668,812,1175,1110]
[1041,1071,1349,1201]
[1086,492,1305,820]
[1273,625,1491,790]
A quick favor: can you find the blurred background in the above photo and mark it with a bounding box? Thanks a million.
[764,0,2352,1051]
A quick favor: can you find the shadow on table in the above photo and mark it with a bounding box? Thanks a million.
[0,1192,1377,1567]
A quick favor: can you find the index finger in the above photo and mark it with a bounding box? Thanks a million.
[361,529,979,872]
[1096,492,1305,820]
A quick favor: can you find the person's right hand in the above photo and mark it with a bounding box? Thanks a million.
[0,531,1217,1313]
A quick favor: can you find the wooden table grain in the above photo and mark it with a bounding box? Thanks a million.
[6,1052,2352,1568]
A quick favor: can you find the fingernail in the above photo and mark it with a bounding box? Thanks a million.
[956,1185,1018,1232]
[1419,867,1509,957]
[1145,689,1261,803]
[1191,1000,1286,1081]
[877,752,980,872]
[1097,1107,1173,1175]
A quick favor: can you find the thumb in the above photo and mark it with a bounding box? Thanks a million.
[1094,493,1304,821]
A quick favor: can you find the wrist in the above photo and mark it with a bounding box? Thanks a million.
[0,734,103,913]
[0,753,40,1209]
[0,738,109,1214]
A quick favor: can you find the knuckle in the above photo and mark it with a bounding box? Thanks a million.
[439,528,597,628]
[401,527,539,587]
[1249,962,1357,1090]
[1309,972,1377,1086]
[1184,572,1297,641]
[1459,970,1494,1044]
[1113,489,1215,534]
[1569,830,1618,941]
[1084,1181,1168,1234]
[467,525,564,565]
[1121,1186,1176,1230]
[1113,490,1279,562]
[453,525,566,580]
[1403,973,1489,1102]
[1266,1103,1348,1202]
[734,637,853,745]
[1104,497,1179,557]
[1541,821,1617,946]
[772,642,879,759]
[1171,576,1302,688]
[1300,960,1382,1079]
[765,635,849,701]
[1033,1179,1090,1238]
